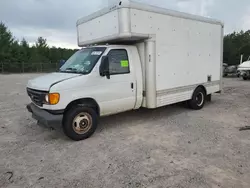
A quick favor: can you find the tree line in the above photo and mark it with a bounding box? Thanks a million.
[224,30,250,65]
[0,22,78,73]
[0,22,250,73]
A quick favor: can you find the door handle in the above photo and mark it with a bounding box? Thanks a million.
[131,83,134,89]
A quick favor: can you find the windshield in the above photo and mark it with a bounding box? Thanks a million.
[59,47,106,74]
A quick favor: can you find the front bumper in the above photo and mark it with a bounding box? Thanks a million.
[26,103,63,127]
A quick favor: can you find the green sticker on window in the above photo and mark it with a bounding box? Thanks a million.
[121,60,129,67]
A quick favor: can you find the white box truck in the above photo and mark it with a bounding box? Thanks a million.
[26,0,224,141]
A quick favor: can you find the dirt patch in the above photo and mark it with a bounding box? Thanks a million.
[0,75,250,188]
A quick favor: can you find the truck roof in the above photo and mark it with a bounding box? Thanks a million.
[81,44,133,48]
[77,0,223,27]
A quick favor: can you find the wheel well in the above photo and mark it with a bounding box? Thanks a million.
[195,85,207,95]
[64,98,100,116]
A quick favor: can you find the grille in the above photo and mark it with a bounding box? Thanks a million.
[27,88,48,106]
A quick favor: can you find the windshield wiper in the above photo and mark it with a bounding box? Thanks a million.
[66,68,77,71]
[59,68,85,74]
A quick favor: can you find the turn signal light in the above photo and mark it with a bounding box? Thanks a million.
[45,93,60,105]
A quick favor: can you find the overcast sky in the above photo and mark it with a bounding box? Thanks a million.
[0,0,250,49]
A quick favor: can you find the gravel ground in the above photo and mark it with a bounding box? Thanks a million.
[0,74,250,188]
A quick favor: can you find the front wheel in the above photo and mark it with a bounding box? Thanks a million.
[188,87,206,110]
[63,106,98,141]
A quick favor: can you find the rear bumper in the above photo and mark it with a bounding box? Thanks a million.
[26,103,63,127]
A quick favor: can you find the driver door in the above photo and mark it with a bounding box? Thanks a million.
[98,48,136,115]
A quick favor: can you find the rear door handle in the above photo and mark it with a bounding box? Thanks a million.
[131,83,134,89]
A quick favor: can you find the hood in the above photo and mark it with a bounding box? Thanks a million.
[238,61,250,71]
[27,72,81,91]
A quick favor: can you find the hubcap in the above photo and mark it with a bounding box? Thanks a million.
[196,92,204,107]
[72,112,92,134]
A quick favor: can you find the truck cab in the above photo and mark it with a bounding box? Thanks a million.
[27,45,143,140]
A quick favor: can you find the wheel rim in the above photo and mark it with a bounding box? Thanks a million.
[196,92,204,107]
[72,112,92,134]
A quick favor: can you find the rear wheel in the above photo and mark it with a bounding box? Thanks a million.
[63,106,98,141]
[188,87,206,110]
[243,76,247,80]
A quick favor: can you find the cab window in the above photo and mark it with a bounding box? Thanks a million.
[107,49,130,75]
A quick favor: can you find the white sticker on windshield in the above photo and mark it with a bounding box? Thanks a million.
[91,51,102,56]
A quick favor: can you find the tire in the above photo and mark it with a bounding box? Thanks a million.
[188,87,206,110]
[63,106,98,141]
[243,76,247,80]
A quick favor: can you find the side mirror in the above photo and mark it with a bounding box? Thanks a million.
[100,56,110,79]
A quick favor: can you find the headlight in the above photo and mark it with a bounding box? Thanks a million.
[45,93,60,105]
[45,94,49,103]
